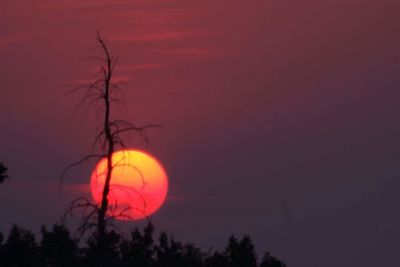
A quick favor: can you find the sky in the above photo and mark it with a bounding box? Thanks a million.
[1,0,400,266]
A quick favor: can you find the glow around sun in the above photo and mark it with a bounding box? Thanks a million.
[90,149,168,221]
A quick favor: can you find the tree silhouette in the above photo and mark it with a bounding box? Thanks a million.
[0,225,39,267]
[0,162,8,183]
[260,253,287,267]
[120,221,155,267]
[0,223,287,266]
[181,243,204,267]
[61,32,159,259]
[39,225,78,267]
[225,235,258,267]
[204,251,229,267]
[84,229,121,267]
[153,232,184,267]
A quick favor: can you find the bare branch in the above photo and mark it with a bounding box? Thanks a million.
[80,55,108,63]
[112,124,162,144]
[59,154,105,192]
[67,79,104,95]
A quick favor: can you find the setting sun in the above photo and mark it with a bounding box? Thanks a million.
[90,149,168,221]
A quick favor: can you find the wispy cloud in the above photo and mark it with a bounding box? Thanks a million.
[69,76,130,86]
[63,183,91,193]
[117,63,162,72]
[41,0,133,10]
[156,48,217,60]
[0,32,35,49]
[112,31,207,42]
[40,0,193,15]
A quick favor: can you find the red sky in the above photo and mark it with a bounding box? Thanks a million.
[1,1,400,266]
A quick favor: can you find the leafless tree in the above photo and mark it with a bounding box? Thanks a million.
[60,32,160,251]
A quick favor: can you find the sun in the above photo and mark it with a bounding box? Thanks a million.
[90,149,168,221]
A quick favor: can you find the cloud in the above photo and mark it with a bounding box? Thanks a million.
[69,76,130,86]
[40,0,194,16]
[41,0,134,10]
[0,32,35,49]
[60,183,91,194]
[117,63,162,72]
[156,48,217,60]
[111,31,207,42]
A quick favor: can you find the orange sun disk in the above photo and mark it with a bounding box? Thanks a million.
[90,149,168,221]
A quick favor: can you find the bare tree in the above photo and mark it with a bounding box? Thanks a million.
[61,32,159,251]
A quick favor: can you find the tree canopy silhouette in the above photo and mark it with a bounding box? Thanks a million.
[0,162,8,184]
[0,223,287,267]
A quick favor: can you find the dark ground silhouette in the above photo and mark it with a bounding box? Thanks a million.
[0,222,286,267]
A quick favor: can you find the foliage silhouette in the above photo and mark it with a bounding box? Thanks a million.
[260,253,287,267]
[84,230,121,267]
[0,222,287,267]
[0,162,8,184]
[204,251,229,267]
[0,225,39,267]
[120,222,155,267]
[225,235,258,267]
[40,225,78,267]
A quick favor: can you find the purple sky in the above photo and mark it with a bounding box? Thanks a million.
[1,1,400,266]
